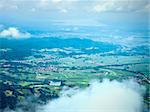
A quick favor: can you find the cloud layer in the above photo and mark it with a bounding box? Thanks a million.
[0,0,148,30]
[0,27,31,39]
[37,79,144,112]
[93,0,149,13]
[0,0,149,13]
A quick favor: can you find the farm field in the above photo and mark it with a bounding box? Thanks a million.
[0,38,149,112]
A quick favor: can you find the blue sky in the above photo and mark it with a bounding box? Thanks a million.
[0,0,149,30]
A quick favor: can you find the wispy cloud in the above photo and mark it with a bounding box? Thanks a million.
[93,36,149,47]
[93,0,148,13]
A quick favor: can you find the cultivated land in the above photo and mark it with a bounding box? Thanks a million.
[0,38,149,112]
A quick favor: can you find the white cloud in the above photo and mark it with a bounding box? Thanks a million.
[37,0,71,13]
[93,0,148,13]
[0,0,148,13]
[39,0,50,7]
[0,27,31,39]
[52,0,62,3]
[37,79,144,112]
[60,8,68,13]
[92,35,148,47]
[0,0,19,11]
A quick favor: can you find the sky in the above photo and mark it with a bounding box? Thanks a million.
[0,0,149,31]
[0,0,149,47]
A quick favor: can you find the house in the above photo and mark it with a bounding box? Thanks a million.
[44,79,65,86]
[49,81,62,86]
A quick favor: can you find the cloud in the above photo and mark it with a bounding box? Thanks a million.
[51,0,62,3]
[93,0,148,13]
[0,0,19,11]
[145,3,150,10]
[92,36,148,47]
[1,0,147,13]
[37,79,144,112]
[0,0,148,27]
[136,3,150,12]
[0,27,31,39]
[60,8,68,13]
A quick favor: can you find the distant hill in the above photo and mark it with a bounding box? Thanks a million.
[0,37,118,60]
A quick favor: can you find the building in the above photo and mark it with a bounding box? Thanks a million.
[49,80,62,86]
